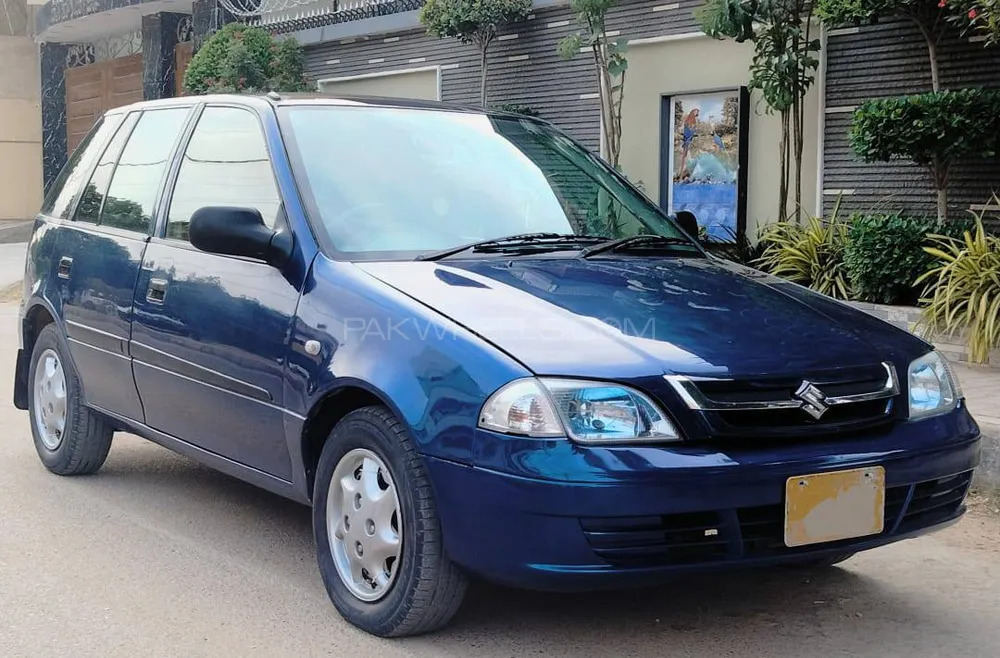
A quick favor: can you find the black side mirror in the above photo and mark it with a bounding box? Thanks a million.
[189,206,292,267]
[674,210,699,239]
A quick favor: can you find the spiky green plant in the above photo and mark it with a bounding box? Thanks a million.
[755,202,852,299]
[917,202,1000,364]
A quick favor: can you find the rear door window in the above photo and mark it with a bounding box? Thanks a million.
[74,112,140,225]
[99,108,190,234]
[39,115,122,220]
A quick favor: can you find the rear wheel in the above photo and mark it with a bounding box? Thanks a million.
[27,324,113,475]
[312,406,467,637]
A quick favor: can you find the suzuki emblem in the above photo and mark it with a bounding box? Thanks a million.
[794,381,829,420]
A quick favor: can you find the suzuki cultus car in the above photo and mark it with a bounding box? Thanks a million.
[15,94,981,637]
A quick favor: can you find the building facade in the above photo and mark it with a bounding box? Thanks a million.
[0,0,43,222]
[18,0,1000,229]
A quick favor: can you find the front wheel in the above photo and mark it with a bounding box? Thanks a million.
[312,406,467,637]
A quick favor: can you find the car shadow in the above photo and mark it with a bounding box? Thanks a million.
[89,437,950,656]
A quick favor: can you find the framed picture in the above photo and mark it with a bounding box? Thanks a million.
[659,87,750,241]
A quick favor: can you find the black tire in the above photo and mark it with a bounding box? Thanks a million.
[312,405,468,637]
[27,324,113,475]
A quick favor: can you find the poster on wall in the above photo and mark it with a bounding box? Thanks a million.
[661,88,749,241]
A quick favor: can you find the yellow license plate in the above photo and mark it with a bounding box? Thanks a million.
[784,466,885,548]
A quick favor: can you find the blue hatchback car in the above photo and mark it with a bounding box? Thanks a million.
[15,93,981,637]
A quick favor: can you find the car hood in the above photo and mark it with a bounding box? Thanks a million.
[354,256,927,379]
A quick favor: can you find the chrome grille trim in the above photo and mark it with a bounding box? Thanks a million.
[664,362,899,412]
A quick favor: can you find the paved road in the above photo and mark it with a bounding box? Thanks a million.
[0,302,998,658]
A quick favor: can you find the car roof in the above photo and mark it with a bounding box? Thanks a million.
[106,92,523,119]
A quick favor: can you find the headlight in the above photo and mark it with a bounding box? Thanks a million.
[478,377,681,444]
[907,350,963,421]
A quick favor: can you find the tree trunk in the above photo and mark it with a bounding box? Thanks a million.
[778,110,790,222]
[479,44,489,106]
[793,96,803,223]
[932,159,949,221]
[936,187,947,222]
[926,36,940,92]
[911,17,941,91]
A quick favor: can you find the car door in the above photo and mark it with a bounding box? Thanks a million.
[129,103,304,481]
[56,107,192,421]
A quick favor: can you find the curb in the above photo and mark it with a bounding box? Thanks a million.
[974,422,1000,493]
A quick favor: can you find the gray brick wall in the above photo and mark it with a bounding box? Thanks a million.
[301,0,706,151]
[823,19,1000,220]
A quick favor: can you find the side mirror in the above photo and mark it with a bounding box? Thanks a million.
[189,206,292,267]
[674,210,699,239]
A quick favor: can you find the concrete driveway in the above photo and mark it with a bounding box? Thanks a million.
[0,242,27,288]
[0,301,998,658]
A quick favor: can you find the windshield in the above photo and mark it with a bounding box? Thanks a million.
[278,104,694,259]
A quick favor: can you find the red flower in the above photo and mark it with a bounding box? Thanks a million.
[938,0,946,7]
[968,8,978,18]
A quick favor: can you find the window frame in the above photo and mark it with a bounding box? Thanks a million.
[91,105,197,239]
[157,102,289,254]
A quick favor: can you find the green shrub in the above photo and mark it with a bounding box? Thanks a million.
[845,213,976,305]
[918,205,1000,364]
[845,214,937,305]
[183,23,310,95]
[420,0,531,105]
[849,89,1000,221]
[755,207,852,300]
[493,103,540,116]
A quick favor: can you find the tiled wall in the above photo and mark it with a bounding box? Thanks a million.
[847,301,999,368]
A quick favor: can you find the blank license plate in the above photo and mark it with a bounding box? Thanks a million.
[784,466,885,548]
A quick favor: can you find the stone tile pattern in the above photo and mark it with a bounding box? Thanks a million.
[847,301,1000,368]
[40,43,70,193]
[142,12,187,101]
[952,363,1000,492]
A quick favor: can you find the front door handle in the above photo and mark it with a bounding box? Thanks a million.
[57,257,73,279]
[147,278,168,304]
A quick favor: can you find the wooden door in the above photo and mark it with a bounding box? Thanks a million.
[64,54,143,154]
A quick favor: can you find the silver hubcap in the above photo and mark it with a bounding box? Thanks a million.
[33,348,67,450]
[327,448,402,602]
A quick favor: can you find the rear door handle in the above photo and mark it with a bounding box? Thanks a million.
[57,257,72,279]
[146,278,168,304]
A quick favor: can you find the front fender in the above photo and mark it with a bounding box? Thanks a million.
[285,256,531,465]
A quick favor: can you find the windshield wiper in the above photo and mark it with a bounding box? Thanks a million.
[579,234,701,259]
[415,233,606,261]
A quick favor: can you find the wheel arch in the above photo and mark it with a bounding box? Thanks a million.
[300,378,411,501]
[14,299,62,410]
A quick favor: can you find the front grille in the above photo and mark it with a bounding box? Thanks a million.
[898,472,973,531]
[581,511,730,565]
[580,472,972,567]
[716,399,892,430]
[665,362,899,439]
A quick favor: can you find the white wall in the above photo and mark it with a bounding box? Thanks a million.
[0,35,43,221]
[317,67,441,101]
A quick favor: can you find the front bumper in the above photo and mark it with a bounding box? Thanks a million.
[426,406,981,590]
